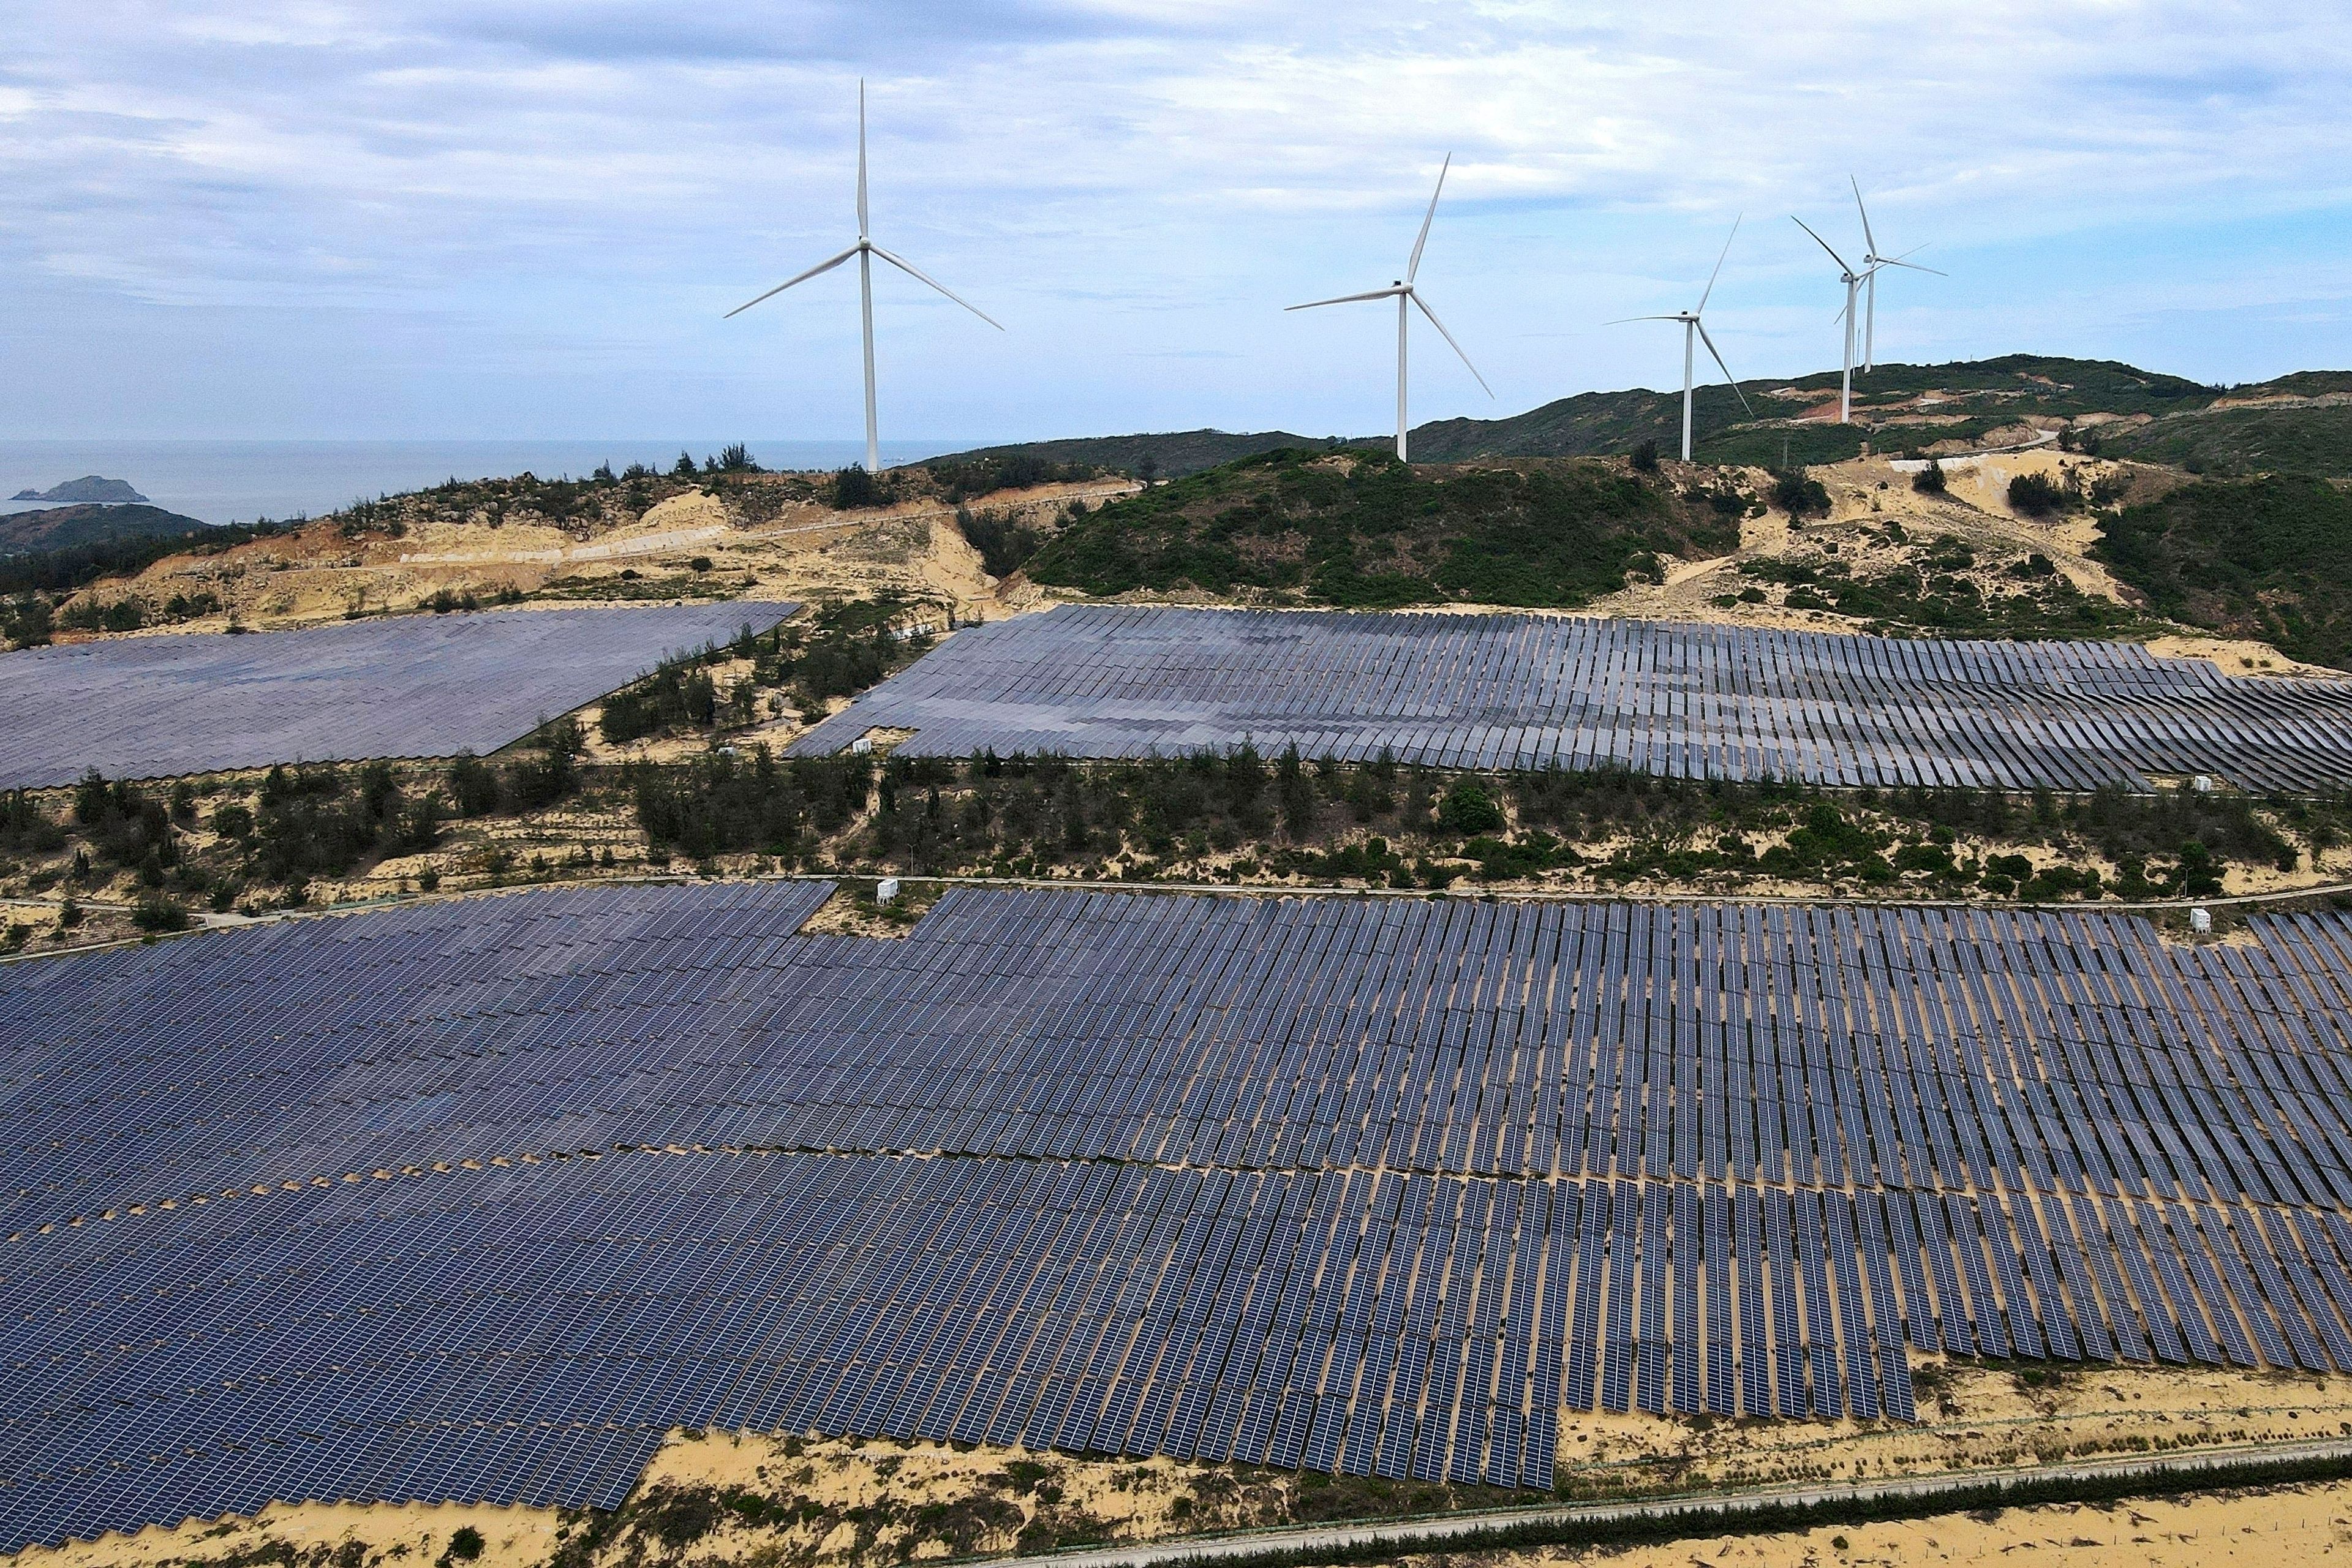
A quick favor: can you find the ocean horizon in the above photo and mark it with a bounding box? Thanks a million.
[0,438,972,529]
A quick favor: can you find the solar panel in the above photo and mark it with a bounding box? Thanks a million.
[6,884,2352,1549]
[0,602,797,787]
[787,605,2352,793]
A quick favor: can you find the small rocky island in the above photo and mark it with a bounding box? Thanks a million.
[10,475,149,504]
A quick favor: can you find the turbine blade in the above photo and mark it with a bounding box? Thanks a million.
[723,245,861,317]
[857,80,870,239]
[1406,152,1451,284]
[1695,214,1741,314]
[1879,257,1947,276]
[1605,314,1685,325]
[1409,289,1492,396]
[1696,320,1753,415]
[1850,175,1877,256]
[1286,286,1406,311]
[868,244,1005,328]
[1791,216,1852,274]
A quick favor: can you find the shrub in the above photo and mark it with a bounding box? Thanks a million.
[2,595,53,650]
[1771,470,1831,517]
[831,467,883,509]
[1439,780,1506,835]
[58,597,147,633]
[1913,459,1947,494]
[956,507,1046,578]
[2008,471,2067,517]
[131,894,190,932]
[1630,439,1659,472]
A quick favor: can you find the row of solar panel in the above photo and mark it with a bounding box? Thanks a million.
[9,889,2352,1243]
[0,603,796,789]
[24,1138,2352,1555]
[787,606,2352,791]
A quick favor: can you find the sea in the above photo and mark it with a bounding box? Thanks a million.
[0,439,968,527]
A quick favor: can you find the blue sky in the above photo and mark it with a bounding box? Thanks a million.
[5,1,2349,443]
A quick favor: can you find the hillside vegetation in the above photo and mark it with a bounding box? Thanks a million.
[2096,394,2352,476]
[2098,474,2352,669]
[1023,448,1741,608]
[940,356,2352,477]
[0,502,211,557]
[933,428,1325,480]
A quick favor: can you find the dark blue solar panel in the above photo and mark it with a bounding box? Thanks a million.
[0,602,796,787]
[789,605,2352,794]
[4,884,2352,1549]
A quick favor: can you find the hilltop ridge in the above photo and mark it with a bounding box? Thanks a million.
[933,355,2352,477]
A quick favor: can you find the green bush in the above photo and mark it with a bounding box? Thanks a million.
[831,467,884,508]
[130,894,189,932]
[1771,470,1831,516]
[1439,780,1506,835]
[2007,471,2067,516]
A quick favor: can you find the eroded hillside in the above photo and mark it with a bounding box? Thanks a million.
[8,462,1131,646]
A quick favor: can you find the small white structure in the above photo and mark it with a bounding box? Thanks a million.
[850,736,873,755]
[875,876,901,905]
[2192,774,2214,793]
[2190,907,2213,935]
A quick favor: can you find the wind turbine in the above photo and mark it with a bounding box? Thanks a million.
[726,81,1001,474]
[1287,153,1492,461]
[1849,177,1944,374]
[1792,216,1871,424]
[1611,217,1754,461]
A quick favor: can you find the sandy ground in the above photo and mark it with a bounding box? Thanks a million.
[1559,1359,2352,1498]
[51,480,1120,641]
[6,1499,564,1568]
[1578,451,2158,635]
[1505,1484,2352,1564]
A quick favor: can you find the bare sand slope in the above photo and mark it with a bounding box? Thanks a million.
[51,480,1126,639]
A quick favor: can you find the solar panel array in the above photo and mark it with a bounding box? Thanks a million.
[0,603,798,788]
[10,881,2352,1546]
[788,606,2352,792]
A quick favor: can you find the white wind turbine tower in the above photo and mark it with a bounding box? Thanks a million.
[1849,176,1944,374]
[1611,218,1754,461]
[1287,154,1493,461]
[726,81,1001,473]
[1791,216,1872,424]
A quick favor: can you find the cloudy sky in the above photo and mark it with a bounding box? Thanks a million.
[5,1,2348,443]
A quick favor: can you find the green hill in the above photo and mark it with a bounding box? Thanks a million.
[1408,354,2220,467]
[1023,448,1743,609]
[2097,474,2352,669]
[0,503,211,557]
[929,428,1327,480]
[2089,372,2352,476]
[939,358,2352,479]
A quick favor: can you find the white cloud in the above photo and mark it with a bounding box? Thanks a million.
[4,0,2350,436]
